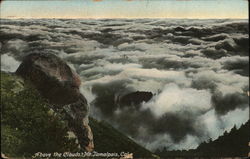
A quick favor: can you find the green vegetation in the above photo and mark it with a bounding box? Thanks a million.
[1,71,155,158]
[156,120,249,157]
[1,72,78,157]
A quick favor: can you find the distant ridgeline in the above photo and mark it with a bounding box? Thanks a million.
[156,120,249,157]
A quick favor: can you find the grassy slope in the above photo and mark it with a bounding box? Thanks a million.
[1,71,79,156]
[1,71,155,158]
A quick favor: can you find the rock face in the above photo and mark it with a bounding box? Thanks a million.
[118,91,153,107]
[16,53,82,105]
[16,53,94,152]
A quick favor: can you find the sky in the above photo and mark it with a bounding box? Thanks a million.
[0,0,249,19]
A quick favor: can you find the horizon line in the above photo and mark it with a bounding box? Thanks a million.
[1,17,249,20]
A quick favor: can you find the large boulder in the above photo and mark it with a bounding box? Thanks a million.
[15,53,93,152]
[16,53,82,105]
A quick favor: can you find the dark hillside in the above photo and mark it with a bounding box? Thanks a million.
[156,120,249,157]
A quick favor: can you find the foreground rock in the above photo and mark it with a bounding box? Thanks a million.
[16,53,81,105]
[16,53,93,152]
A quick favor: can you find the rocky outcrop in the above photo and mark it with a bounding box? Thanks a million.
[16,53,93,152]
[118,91,153,107]
[16,53,82,105]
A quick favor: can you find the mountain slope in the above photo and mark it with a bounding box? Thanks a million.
[1,71,155,158]
[89,117,154,158]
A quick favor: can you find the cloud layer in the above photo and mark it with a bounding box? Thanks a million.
[0,18,249,151]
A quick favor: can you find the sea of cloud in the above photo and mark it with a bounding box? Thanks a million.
[0,18,249,151]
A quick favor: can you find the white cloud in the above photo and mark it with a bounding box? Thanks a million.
[200,107,249,140]
[142,83,212,117]
[1,54,21,72]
